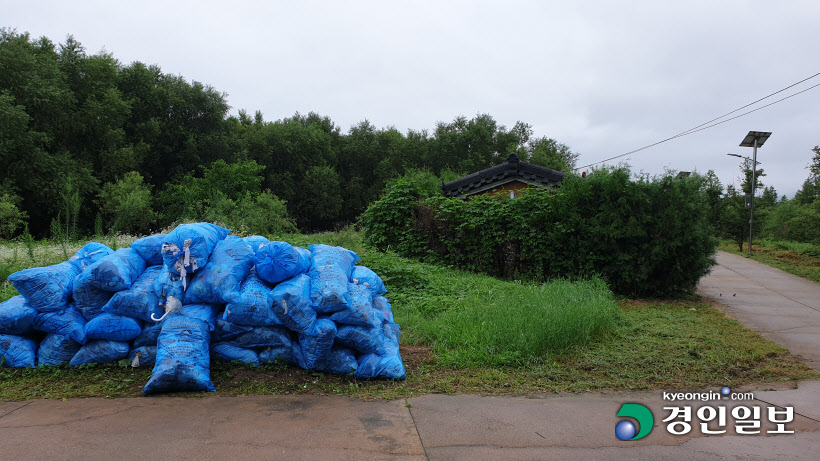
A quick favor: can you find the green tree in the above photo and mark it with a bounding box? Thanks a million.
[297,165,343,230]
[759,185,778,208]
[97,171,156,234]
[720,185,748,251]
[794,146,820,205]
[0,192,28,238]
[526,136,579,172]
[699,170,724,230]
[205,190,296,236]
[739,158,765,194]
[156,159,264,224]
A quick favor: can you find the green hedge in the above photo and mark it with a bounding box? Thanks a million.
[361,168,718,297]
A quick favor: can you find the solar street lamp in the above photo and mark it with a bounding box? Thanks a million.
[737,131,772,255]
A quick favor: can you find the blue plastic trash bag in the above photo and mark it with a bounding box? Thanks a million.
[227,326,292,349]
[102,266,163,322]
[69,340,130,366]
[352,266,387,296]
[9,261,78,312]
[130,234,166,266]
[84,248,147,292]
[154,265,189,311]
[355,353,406,380]
[184,236,254,304]
[309,244,359,313]
[383,319,402,345]
[85,313,142,342]
[211,343,260,366]
[33,305,87,344]
[0,334,37,367]
[213,319,253,343]
[316,347,358,375]
[0,296,38,335]
[68,242,114,272]
[129,346,156,367]
[296,319,336,369]
[259,346,293,365]
[373,296,394,323]
[223,269,279,326]
[133,322,162,348]
[143,315,215,394]
[335,324,386,356]
[270,274,315,333]
[161,223,230,278]
[355,320,405,380]
[243,235,269,254]
[37,334,82,366]
[255,241,311,284]
[170,304,220,331]
[73,271,115,321]
[329,284,380,328]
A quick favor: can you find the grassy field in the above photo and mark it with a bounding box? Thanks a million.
[718,239,820,283]
[1,232,817,400]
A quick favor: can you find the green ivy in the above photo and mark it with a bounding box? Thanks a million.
[362,168,718,297]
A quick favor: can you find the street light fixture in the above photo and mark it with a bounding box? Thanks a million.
[737,131,772,255]
[726,153,762,165]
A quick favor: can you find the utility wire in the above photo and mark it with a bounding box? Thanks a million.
[678,82,820,136]
[575,73,820,171]
[676,71,820,136]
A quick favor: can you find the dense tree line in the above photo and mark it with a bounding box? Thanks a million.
[0,31,578,238]
[704,145,820,249]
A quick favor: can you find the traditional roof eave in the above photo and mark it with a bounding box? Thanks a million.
[457,177,545,197]
[440,153,568,197]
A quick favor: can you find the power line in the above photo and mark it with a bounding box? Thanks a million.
[676,72,820,136]
[679,82,820,136]
[575,73,820,171]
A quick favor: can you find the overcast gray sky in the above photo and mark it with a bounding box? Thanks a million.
[5,0,819,197]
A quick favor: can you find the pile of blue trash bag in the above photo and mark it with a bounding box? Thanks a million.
[0,223,405,394]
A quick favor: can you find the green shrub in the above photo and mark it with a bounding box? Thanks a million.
[363,168,718,297]
[761,202,820,245]
[97,171,156,234]
[0,193,28,239]
[204,190,297,237]
[156,159,265,226]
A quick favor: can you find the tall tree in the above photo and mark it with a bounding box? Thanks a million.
[794,146,820,204]
[739,158,765,195]
[526,136,578,172]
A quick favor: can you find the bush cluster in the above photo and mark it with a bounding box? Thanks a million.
[362,168,718,297]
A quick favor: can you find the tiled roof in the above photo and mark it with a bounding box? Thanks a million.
[440,153,568,197]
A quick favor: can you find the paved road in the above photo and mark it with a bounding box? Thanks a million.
[1,385,818,461]
[698,250,820,371]
[1,250,819,460]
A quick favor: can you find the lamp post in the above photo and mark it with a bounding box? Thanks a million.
[736,131,772,255]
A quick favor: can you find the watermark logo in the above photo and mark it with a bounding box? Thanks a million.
[615,387,795,439]
[615,403,654,441]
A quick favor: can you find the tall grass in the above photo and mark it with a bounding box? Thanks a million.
[431,279,618,367]
[760,239,820,257]
[360,250,620,368]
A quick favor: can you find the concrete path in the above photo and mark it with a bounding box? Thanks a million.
[698,250,820,371]
[1,385,818,460]
[1,249,819,460]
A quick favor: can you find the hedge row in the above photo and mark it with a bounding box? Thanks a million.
[361,168,718,297]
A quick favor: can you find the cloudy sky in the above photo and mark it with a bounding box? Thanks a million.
[5,0,819,197]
